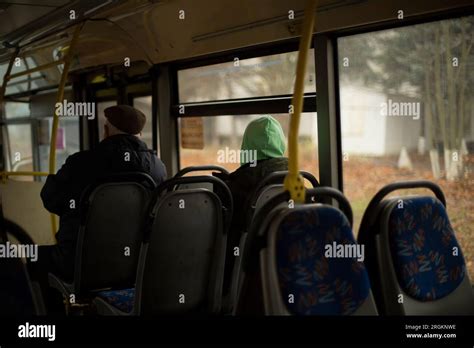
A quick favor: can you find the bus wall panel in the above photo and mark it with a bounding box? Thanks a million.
[0,180,55,246]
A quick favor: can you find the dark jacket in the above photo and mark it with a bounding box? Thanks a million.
[220,157,288,292]
[227,157,289,234]
[40,134,167,278]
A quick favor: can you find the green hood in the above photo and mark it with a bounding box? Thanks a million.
[240,115,286,165]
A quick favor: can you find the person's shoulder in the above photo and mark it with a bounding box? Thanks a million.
[64,150,93,166]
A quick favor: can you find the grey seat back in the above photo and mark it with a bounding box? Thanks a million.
[75,181,152,294]
[174,165,229,192]
[137,188,226,315]
[253,184,284,214]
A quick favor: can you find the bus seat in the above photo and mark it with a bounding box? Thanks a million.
[254,184,284,214]
[224,185,286,314]
[48,173,155,307]
[358,181,474,315]
[225,171,319,312]
[0,219,46,316]
[94,175,232,315]
[247,171,319,225]
[237,187,378,316]
[174,165,230,191]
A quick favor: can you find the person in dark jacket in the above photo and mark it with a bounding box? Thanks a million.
[222,115,288,292]
[30,105,166,310]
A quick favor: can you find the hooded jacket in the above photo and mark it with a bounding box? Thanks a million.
[40,134,167,279]
[222,116,288,290]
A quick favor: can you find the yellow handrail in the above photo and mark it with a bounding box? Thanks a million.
[1,171,49,177]
[284,0,318,204]
[47,24,83,236]
[0,172,49,184]
[6,59,65,81]
[49,25,82,174]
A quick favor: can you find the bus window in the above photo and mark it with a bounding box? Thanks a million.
[178,50,316,103]
[179,113,319,178]
[6,124,33,179]
[5,102,30,120]
[97,101,117,141]
[37,117,80,174]
[133,96,155,151]
[338,16,474,280]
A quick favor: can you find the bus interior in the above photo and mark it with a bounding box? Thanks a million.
[0,0,473,343]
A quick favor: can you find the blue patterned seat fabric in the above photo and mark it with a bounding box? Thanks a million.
[276,206,370,315]
[96,288,135,313]
[388,196,466,301]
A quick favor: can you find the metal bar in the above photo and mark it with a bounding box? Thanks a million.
[48,24,83,237]
[157,64,179,176]
[0,47,20,107]
[284,0,318,204]
[49,25,81,174]
[172,94,316,117]
[150,66,159,152]
[0,171,49,176]
[0,171,49,184]
[315,34,342,191]
[7,59,64,81]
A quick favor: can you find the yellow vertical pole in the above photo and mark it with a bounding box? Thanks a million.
[284,0,318,203]
[48,24,83,237]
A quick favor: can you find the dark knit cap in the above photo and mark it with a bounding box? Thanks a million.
[104,105,146,134]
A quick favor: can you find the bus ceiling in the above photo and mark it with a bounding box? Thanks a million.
[0,0,473,71]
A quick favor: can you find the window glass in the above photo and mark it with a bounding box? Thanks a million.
[6,124,33,180]
[5,102,30,119]
[37,118,80,173]
[178,50,316,103]
[179,113,319,179]
[0,57,62,95]
[338,16,474,280]
[133,96,155,150]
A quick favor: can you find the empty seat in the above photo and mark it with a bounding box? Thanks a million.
[48,173,155,308]
[358,181,474,315]
[236,187,378,315]
[94,175,232,315]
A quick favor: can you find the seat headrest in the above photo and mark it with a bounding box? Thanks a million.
[275,206,370,315]
[388,196,466,301]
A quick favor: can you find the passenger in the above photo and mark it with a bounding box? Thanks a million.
[222,115,288,291]
[29,105,167,310]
